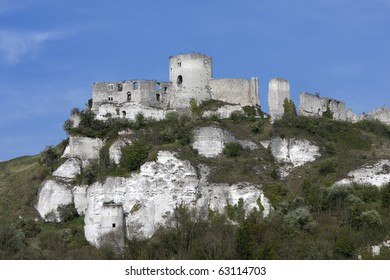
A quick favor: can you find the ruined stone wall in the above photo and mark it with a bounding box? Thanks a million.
[92,80,142,111]
[268,78,290,121]
[364,106,390,125]
[209,77,259,107]
[137,80,170,109]
[168,53,212,109]
[298,92,347,121]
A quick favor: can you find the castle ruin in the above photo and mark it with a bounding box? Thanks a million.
[91,53,259,120]
[89,52,390,125]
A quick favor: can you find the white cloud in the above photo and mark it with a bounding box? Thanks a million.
[0,30,61,64]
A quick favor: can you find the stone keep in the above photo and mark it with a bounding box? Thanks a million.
[169,53,212,109]
[268,78,291,121]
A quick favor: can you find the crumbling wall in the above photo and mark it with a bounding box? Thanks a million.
[298,92,347,121]
[364,106,390,125]
[268,78,291,121]
[209,77,259,107]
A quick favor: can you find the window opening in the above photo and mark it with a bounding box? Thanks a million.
[107,84,114,91]
[108,96,113,102]
[133,82,139,90]
[127,92,131,101]
[156,93,160,102]
[177,60,182,67]
[177,75,183,85]
[163,87,167,94]
[117,83,123,91]
[112,223,116,228]
[155,82,160,91]
[122,111,126,118]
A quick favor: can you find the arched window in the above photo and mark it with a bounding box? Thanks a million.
[127,92,131,101]
[122,111,126,118]
[133,82,139,90]
[155,82,160,91]
[177,75,183,85]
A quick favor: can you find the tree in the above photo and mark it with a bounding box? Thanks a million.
[381,183,390,209]
[359,210,382,229]
[283,98,297,118]
[284,206,316,232]
[40,145,59,169]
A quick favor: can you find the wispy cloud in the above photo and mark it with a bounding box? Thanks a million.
[0,0,49,15]
[0,30,62,64]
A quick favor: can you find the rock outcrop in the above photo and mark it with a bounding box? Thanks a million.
[263,137,321,178]
[192,126,257,158]
[335,160,390,187]
[36,151,270,247]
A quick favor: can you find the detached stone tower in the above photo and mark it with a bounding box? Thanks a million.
[268,78,291,121]
[169,53,212,109]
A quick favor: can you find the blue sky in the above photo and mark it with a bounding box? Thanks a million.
[0,0,389,160]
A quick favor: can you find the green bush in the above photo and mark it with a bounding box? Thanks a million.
[120,142,150,171]
[318,158,338,175]
[57,203,79,223]
[223,142,243,157]
[39,145,60,169]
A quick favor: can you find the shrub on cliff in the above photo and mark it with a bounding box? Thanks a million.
[120,142,150,172]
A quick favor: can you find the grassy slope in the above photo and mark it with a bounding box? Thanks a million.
[0,155,47,219]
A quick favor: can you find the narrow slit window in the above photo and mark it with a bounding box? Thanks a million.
[156,93,160,102]
[127,92,131,101]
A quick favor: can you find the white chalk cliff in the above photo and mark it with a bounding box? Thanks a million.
[335,160,390,187]
[261,137,321,178]
[36,150,270,246]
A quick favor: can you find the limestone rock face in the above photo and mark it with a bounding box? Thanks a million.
[36,179,73,222]
[335,160,390,187]
[192,126,257,158]
[270,137,320,177]
[84,151,200,245]
[109,138,132,165]
[37,151,270,247]
[52,158,82,179]
[69,136,103,164]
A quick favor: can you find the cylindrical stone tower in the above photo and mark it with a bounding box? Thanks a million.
[169,53,212,109]
[268,78,291,121]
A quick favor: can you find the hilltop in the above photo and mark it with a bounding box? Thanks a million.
[1,52,390,259]
[1,105,390,259]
